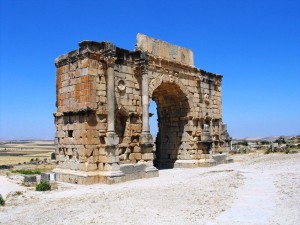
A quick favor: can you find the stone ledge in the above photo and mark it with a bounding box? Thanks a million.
[53,165,159,185]
[174,160,199,168]
[53,168,125,185]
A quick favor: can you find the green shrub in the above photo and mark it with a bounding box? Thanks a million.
[36,181,51,191]
[233,141,248,146]
[12,169,42,175]
[285,149,290,154]
[0,194,5,206]
[51,152,56,160]
[260,140,270,145]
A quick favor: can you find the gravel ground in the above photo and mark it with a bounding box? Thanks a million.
[0,153,299,225]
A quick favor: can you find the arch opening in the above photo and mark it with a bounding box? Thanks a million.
[151,82,190,169]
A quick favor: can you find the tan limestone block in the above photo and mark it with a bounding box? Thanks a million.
[87,156,95,163]
[142,153,154,160]
[104,163,120,171]
[136,33,194,66]
[128,153,135,160]
[79,59,89,68]
[97,163,103,171]
[134,153,142,160]
[133,146,141,153]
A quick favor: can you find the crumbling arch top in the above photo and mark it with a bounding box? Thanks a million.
[149,74,194,113]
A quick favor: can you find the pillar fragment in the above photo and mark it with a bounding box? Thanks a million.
[140,66,153,147]
[105,56,119,146]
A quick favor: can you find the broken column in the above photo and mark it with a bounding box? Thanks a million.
[139,61,158,176]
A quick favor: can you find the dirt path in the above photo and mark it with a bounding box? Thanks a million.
[209,170,277,225]
[0,153,299,225]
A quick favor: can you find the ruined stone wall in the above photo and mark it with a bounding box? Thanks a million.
[113,62,154,164]
[54,42,156,183]
[55,51,107,175]
[53,34,231,184]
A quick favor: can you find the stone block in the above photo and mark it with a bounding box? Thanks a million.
[133,146,141,153]
[87,156,94,163]
[98,163,104,170]
[80,68,88,76]
[120,164,134,174]
[41,173,56,182]
[133,163,146,172]
[142,153,154,160]
[87,163,97,171]
[104,163,120,171]
[136,33,194,66]
[24,175,37,183]
[134,153,142,160]
[107,155,118,163]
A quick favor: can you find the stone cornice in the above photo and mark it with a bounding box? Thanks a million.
[54,40,223,82]
[53,107,96,117]
[55,41,117,68]
[148,55,198,72]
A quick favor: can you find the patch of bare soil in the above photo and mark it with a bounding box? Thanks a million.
[0,153,299,225]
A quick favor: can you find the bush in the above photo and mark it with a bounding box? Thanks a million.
[12,169,41,175]
[36,181,51,191]
[0,194,5,206]
[51,152,56,160]
[260,140,270,145]
[233,141,248,146]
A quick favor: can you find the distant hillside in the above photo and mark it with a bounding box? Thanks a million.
[233,135,299,142]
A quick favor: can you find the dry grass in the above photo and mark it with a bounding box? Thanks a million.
[0,152,53,166]
[0,156,35,165]
[0,140,54,151]
[0,141,54,166]
[17,163,55,171]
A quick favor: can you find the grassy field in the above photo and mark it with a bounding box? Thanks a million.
[0,140,55,166]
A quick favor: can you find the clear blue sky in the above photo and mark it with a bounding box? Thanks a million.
[0,0,299,140]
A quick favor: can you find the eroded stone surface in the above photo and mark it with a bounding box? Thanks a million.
[53,34,231,184]
[136,33,194,66]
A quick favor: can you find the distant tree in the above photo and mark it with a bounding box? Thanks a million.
[234,141,248,146]
[260,140,270,145]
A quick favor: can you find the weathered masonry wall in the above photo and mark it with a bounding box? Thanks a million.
[53,34,231,184]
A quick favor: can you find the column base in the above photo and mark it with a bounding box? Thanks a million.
[53,168,125,185]
[140,132,154,146]
[119,162,159,181]
[174,160,198,168]
[53,163,159,185]
[198,158,217,167]
[145,166,159,178]
[105,132,119,146]
[211,153,234,164]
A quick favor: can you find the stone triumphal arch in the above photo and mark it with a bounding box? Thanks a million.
[53,34,231,184]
